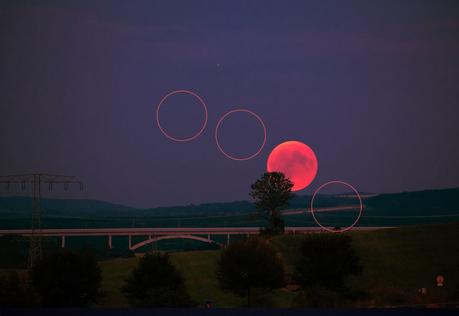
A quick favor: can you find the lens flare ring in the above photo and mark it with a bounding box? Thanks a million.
[156,90,208,142]
[310,180,363,233]
[215,108,267,161]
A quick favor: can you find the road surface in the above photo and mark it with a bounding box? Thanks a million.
[0,226,393,237]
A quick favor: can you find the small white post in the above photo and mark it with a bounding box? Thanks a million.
[226,234,230,245]
[61,235,65,248]
[128,235,132,250]
[108,235,112,249]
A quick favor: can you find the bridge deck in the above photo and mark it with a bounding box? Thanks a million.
[0,226,393,237]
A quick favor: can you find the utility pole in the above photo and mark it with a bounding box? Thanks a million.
[0,173,83,268]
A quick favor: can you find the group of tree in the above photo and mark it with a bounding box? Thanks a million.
[215,233,362,307]
[0,248,197,308]
[0,172,363,308]
[215,172,363,307]
[0,250,103,307]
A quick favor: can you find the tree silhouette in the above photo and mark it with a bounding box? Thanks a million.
[0,271,38,307]
[0,235,28,268]
[295,234,362,293]
[30,250,102,307]
[217,237,285,306]
[250,172,294,235]
[122,252,195,307]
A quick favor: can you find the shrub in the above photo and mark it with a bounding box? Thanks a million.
[295,233,362,293]
[30,250,102,307]
[122,252,195,307]
[0,271,38,307]
[0,235,28,268]
[217,237,286,306]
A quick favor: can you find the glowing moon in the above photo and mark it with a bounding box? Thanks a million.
[267,141,318,191]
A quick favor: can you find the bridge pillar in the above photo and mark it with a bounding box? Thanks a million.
[207,234,210,241]
[226,234,230,245]
[108,235,112,249]
[128,235,132,250]
[61,235,65,248]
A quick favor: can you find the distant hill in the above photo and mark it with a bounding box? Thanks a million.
[0,197,136,218]
[365,188,459,215]
[0,196,257,218]
[0,194,371,218]
[0,187,458,219]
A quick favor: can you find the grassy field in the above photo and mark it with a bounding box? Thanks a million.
[99,250,295,308]
[98,222,459,308]
[273,222,459,306]
[4,222,457,307]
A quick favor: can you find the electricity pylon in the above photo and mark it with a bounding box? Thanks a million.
[0,173,84,268]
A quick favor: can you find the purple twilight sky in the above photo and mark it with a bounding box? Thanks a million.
[1,0,459,208]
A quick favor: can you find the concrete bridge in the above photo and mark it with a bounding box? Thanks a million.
[0,226,392,250]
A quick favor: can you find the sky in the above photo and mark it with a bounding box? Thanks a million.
[1,0,458,208]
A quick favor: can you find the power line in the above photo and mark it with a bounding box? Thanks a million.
[0,173,84,268]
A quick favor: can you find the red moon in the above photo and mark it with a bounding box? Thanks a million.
[267,141,318,191]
